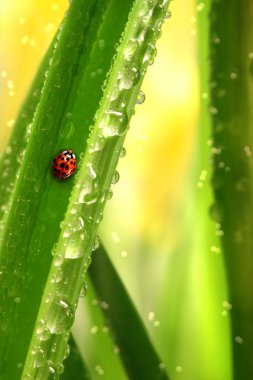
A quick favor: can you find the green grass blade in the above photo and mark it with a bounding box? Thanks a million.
[21,0,171,378]
[209,0,253,378]
[89,245,169,380]
[0,0,136,378]
[0,38,55,240]
[60,336,91,380]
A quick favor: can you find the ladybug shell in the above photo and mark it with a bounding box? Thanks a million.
[52,149,76,180]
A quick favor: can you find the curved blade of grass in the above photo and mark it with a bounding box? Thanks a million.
[0,0,137,378]
[0,39,55,240]
[60,336,91,380]
[209,0,253,378]
[21,0,171,378]
[88,245,169,380]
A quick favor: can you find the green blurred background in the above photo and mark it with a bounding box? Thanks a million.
[0,0,232,379]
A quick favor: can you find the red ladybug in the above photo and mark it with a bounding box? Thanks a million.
[52,149,76,180]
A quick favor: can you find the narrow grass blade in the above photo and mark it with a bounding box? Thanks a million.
[209,0,253,378]
[89,245,169,380]
[21,0,171,378]
[0,0,136,378]
[0,39,55,240]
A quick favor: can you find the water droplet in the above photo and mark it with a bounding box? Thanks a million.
[33,348,46,368]
[113,346,120,354]
[95,365,104,376]
[244,145,252,157]
[144,44,157,65]
[235,336,244,344]
[196,2,205,12]
[89,136,105,152]
[64,240,85,259]
[92,235,100,251]
[209,106,218,115]
[54,256,64,267]
[106,189,113,200]
[46,294,75,334]
[223,300,232,310]
[36,320,51,341]
[51,269,63,284]
[73,216,84,232]
[213,36,221,44]
[58,364,64,374]
[79,282,88,298]
[120,147,126,158]
[60,120,76,140]
[230,72,237,80]
[211,245,221,254]
[90,325,98,334]
[136,90,145,105]
[98,39,105,49]
[47,360,57,375]
[78,178,100,205]
[112,171,120,184]
[124,39,139,61]
[118,67,140,90]
[63,344,70,360]
[110,86,120,101]
[165,10,172,19]
[99,110,128,137]
[121,250,128,258]
[100,301,109,310]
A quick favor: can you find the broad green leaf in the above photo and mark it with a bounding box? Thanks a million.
[0,0,135,378]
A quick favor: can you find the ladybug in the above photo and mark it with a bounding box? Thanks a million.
[52,149,76,180]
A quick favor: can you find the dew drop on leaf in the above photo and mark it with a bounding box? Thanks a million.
[92,235,101,251]
[136,90,145,105]
[124,38,139,61]
[112,171,120,184]
[120,147,126,158]
[106,189,113,200]
[46,294,75,334]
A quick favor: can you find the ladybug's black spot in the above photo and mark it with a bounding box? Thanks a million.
[66,157,70,161]
[60,163,65,168]
[56,169,61,173]
[65,165,69,170]
[61,157,65,160]
[73,162,76,166]
[62,172,66,176]
[70,161,73,165]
